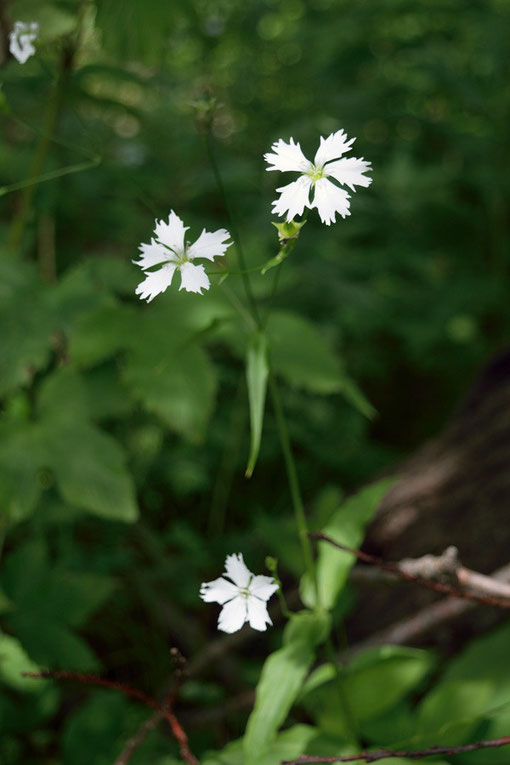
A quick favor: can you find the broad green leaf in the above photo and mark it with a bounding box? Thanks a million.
[245,332,269,477]
[301,646,436,736]
[43,422,138,522]
[267,311,342,395]
[414,620,510,750]
[83,365,134,421]
[416,679,493,746]
[37,367,89,423]
[266,311,374,416]
[10,0,77,40]
[2,541,115,671]
[69,302,137,367]
[244,610,330,764]
[301,478,394,609]
[0,262,54,396]
[0,631,43,692]
[0,421,44,525]
[124,325,217,442]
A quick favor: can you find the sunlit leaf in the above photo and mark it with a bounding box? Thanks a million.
[245,331,269,477]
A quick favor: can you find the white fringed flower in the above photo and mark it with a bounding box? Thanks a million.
[264,129,372,225]
[200,553,278,633]
[9,21,39,64]
[134,211,232,301]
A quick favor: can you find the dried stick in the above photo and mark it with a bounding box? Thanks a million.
[281,735,510,763]
[310,532,510,609]
[22,670,198,765]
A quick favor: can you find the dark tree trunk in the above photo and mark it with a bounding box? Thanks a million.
[348,348,510,649]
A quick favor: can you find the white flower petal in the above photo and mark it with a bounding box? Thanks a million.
[154,210,188,255]
[134,238,175,270]
[224,553,251,588]
[272,176,313,221]
[311,178,351,226]
[249,575,279,602]
[178,262,210,294]
[187,228,232,262]
[324,157,373,191]
[9,22,38,64]
[247,596,272,631]
[313,130,355,167]
[200,577,238,604]
[217,595,248,633]
[135,263,177,302]
[264,137,311,173]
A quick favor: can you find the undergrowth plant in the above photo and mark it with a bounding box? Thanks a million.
[1,1,510,764]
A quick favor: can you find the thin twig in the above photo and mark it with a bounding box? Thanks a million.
[310,532,510,609]
[112,647,190,765]
[113,712,163,765]
[22,670,198,765]
[281,735,510,763]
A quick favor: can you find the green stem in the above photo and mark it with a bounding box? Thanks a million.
[263,260,284,329]
[8,45,73,255]
[204,130,316,597]
[276,584,292,619]
[203,132,261,324]
[268,372,317,602]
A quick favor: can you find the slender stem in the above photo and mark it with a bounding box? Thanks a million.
[220,282,257,331]
[204,129,316,595]
[208,376,246,536]
[203,132,261,324]
[263,260,284,329]
[268,372,317,600]
[276,585,292,619]
[8,45,73,255]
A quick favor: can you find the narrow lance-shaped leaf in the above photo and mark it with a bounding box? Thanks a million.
[301,477,395,609]
[244,610,330,764]
[245,331,269,478]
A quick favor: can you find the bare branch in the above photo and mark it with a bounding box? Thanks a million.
[22,670,198,765]
[281,735,510,763]
[310,532,510,609]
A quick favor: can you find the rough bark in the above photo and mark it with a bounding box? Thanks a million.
[348,348,510,648]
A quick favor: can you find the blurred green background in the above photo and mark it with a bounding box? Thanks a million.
[1,0,510,762]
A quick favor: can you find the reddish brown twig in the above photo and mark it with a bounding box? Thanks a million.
[310,532,510,609]
[22,671,198,765]
[281,735,510,763]
[113,647,190,765]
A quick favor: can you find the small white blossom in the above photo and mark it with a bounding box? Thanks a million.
[264,129,372,225]
[134,210,232,301]
[9,21,39,64]
[200,553,278,633]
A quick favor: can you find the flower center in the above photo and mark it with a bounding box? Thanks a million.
[307,164,325,183]
[238,586,251,598]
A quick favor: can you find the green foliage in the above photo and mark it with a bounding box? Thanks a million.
[205,724,318,765]
[2,0,510,761]
[244,610,330,764]
[245,331,269,477]
[301,645,436,738]
[0,260,55,396]
[0,631,43,692]
[1,539,115,669]
[267,310,372,414]
[301,478,395,609]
